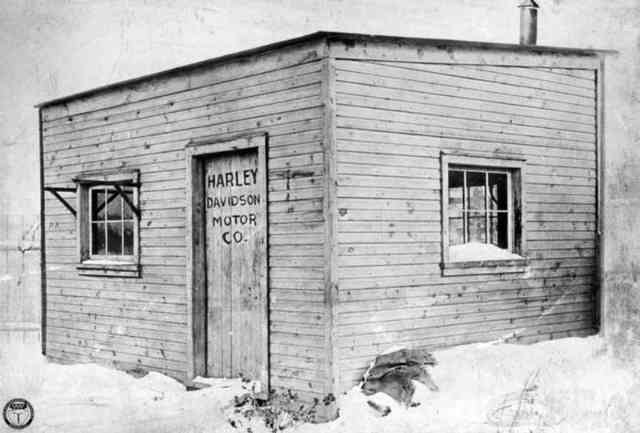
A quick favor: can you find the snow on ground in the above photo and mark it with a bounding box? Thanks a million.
[0,341,246,433]
[0,335,638,433]
[299,337,639,433]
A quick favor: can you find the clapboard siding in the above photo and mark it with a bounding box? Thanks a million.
[41,41,328,397]
[44,64,323,134]
[338,317,595,386]
[333,59,597,393]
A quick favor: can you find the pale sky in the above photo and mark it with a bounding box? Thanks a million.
[1,0,638,224]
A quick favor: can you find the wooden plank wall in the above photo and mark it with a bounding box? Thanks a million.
[0,213,41,330]
[40,41,329,399]
[333,59,598,392]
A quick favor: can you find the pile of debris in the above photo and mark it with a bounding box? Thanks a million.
[360,348,439,415]
[226,378,335,432]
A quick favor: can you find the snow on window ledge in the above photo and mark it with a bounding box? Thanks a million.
[441,242,528,276]
[449,242,523,262]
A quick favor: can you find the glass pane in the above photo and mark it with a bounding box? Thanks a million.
[488,173,509,211]
[91,189,105,221]
[91,222,105,255]
[449,216,464,246]
[466,172,486,210]
[122,190,134,220]
[489,212,509,249]
[106,191,122,220]
[467,211,486,243]
[107,222,122,255]
[448,170,464,213]
[123,221,134,255]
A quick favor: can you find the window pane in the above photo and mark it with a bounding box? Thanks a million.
[91,189,105,221]
[489,212,509,249]
[122,190,134,220]
[107,222,122,255]
[466,172,486,210]
[449,216,464,246]
[448,170,464,212]
[489,173,508,211]
[123,221,134,255]
[91,222,105,255]
[106,191,122,220]
[467,211,486,243]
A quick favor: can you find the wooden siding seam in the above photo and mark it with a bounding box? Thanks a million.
[43,135,325,180]
[334,63,595,109]
[337,313,596,342]
[335,132,597,160]
[43,106,324,158]
[44,83,322,142]
[382,62,596,99]
[335,85,595,127]
[47,135,323,167]
[467,65,596,89]
[45,121,321,159]
[336,112,595,147]
[335,93,595,134]
[44,64,324,132]
[43,88,322,146]
[334,72,595,117]
[336,125,594,156]
[43,97,323,149]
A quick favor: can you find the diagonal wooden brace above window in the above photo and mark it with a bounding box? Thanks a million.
[71,170,141,219]
[44,187,77,217]
[113,185,140,218]
[72,175,141,218]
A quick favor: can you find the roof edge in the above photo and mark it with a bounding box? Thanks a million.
[35,31,617,109]
[35,31,330,109]
[325,31,617,56]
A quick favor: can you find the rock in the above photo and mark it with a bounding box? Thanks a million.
[361,348,439,405]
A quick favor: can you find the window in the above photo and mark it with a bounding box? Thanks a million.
[89,186,136,257]
[441,153,527,274]
[75,171,140,277]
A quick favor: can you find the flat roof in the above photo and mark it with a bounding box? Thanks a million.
[36,31,616,109]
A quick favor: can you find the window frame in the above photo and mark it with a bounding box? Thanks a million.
[447,166,513,250]
[87,184,138,261]
[440,152,528,275]
[75,170,141,277]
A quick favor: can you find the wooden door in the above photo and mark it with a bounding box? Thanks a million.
[203,148,267,384]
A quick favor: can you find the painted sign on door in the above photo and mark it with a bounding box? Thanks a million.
[204,147,267,382]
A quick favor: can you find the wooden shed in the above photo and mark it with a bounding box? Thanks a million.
[37,31,612,411]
